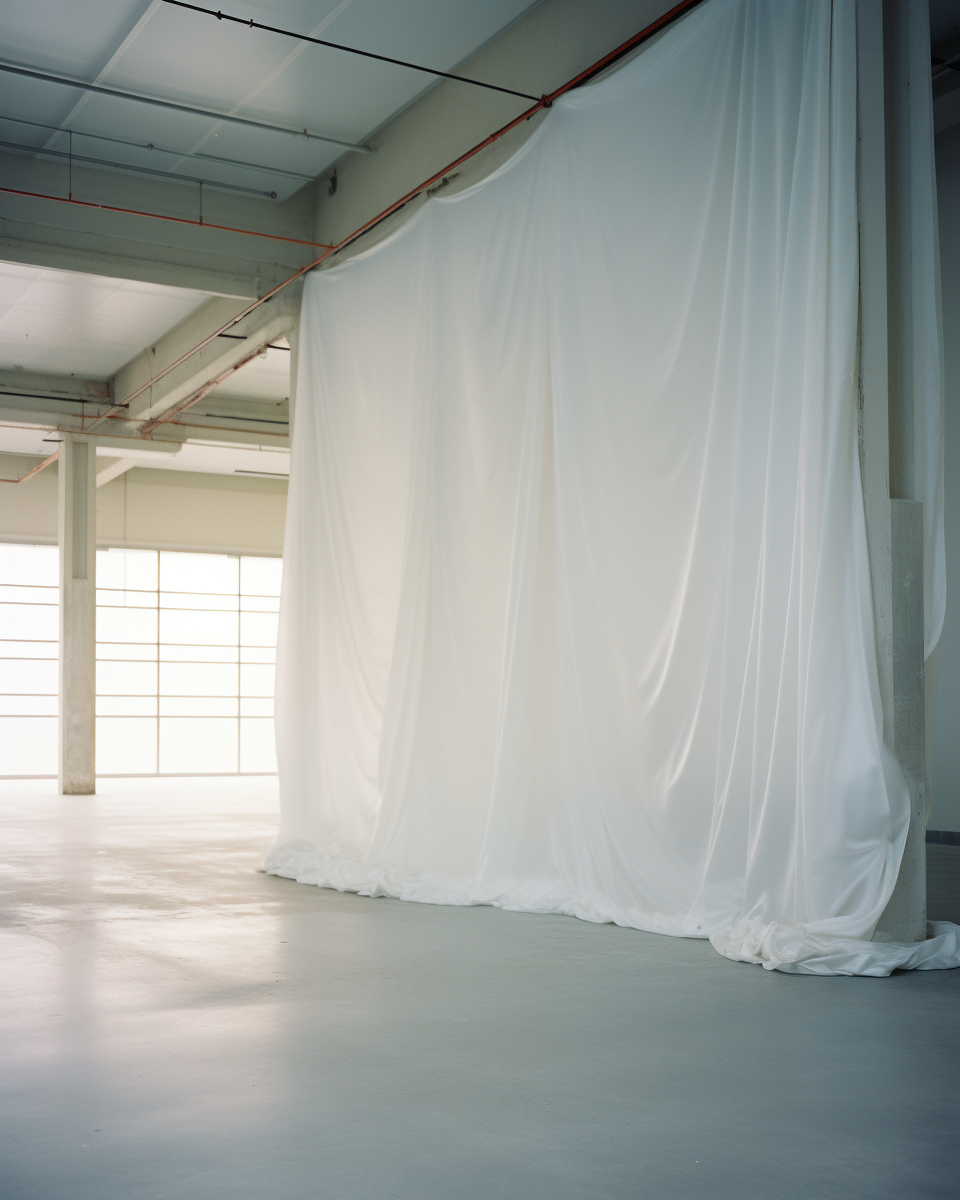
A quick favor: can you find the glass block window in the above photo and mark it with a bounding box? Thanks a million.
[0,543,281,778]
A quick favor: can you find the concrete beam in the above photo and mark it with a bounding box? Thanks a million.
[96,457,138,487]
[314,0,680,256]
[0,152,316,298]
[110,287,301,424]
[0,370,109,404]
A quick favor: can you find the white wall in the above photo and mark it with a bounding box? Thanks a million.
[0,458,286,556]
[932,121,960,831]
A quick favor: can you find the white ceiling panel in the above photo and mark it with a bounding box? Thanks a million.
[0,0,541,200]
[0,260,209,376]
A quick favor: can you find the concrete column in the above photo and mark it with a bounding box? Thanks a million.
[58,434,96,795]
[857,0,928,940]
[286,323,300,438]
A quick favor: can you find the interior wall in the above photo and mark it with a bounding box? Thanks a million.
[0,458,286,556]
[932,120,960,831]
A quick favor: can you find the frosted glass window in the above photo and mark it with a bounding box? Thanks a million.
[0,659,58,694]
[1,640,58,659]
[241,556,282,597]
[0,716,57,774]
[97,548,158,591]
[160,609,239,646]
[160,644,238,663]
[0,585,57,604]
[160,717,237,773]
[2,543,280,777]
[240,612,279,647]
[240,664,275,697]
[240,647,275,664]
[0,544,58,586]
[240,594,280,613]
[160,591,238,612]
[96,718,157,775]
[0,544,58,776]
[0,695,57,715]
[1,604,58,640]
[97,697,157,716]
[97,607,158,643]
[159,662,238,696]
[96,589,157,608]
[240,719,277,772]
[160,697,238,717]
[97,661,158,696]
[97,642,156,661]
[160,552,238,594]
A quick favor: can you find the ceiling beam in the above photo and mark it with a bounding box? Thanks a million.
[0,151,314,297]
[96,457,140,486]
[109,287,299,426]
[0,369,109,405]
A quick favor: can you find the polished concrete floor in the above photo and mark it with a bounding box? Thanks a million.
[1,780,959,1200]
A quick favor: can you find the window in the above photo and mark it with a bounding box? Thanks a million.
[0,543,281,778]
[0,543,59,776]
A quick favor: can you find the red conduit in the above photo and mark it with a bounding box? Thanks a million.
[71,0,704,421]
[0,449,59,484]
[0,187,333,250]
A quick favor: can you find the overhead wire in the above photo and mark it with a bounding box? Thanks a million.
[161,0,545,104]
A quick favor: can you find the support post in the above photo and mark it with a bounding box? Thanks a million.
[858,0,928,940]
[58,434,96,794]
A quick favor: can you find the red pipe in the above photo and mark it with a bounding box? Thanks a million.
[0,187,333,250]
[0,449,59,484]
[86,0,704,417]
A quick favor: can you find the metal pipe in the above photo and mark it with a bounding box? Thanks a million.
[0,59,371,153]
[0,138,278,198]
[138,341,273,434]
[0,113,317,182]
[0,186,332,249]
[0,449,59,484]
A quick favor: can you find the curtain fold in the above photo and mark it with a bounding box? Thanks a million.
[266,0,960,975]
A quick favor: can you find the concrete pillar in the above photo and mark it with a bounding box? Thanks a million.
[286,323,300,437]
[857,1,929,940]
[58,434,96,795]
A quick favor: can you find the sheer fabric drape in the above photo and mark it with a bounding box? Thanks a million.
[266,0,960,974]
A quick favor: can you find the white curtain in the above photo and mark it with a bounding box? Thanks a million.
[266,0,960,975]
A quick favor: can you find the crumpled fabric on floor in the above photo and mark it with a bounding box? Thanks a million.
[265,0,960,975]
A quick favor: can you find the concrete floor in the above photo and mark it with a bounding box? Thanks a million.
[1,781,959,1200]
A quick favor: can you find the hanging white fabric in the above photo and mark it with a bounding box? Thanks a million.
[265,0,960,975]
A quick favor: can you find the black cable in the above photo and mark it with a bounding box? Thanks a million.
[161,0,543,104]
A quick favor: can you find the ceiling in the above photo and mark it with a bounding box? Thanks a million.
[0,1,956,481]
[0,260,209,376]
[0,1,549,477]
[0,0,539,202]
